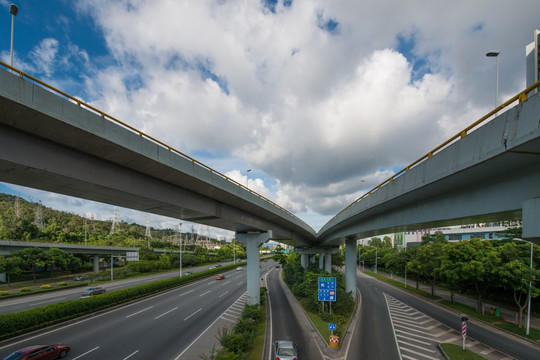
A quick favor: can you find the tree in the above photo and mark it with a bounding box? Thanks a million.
[441,239,496,313]
[0,255,24,286]
[14,247,47,282]
[495,242,540,328]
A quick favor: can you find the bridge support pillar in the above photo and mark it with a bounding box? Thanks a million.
[319,253,324,270]
[523,198,540,243]
[325,253,332,273]
[301,254,308,269]
[237,231,272,306]
[93,254,100,273]
[345,238,357,300]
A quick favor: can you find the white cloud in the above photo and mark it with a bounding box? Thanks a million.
[6,0,538,232]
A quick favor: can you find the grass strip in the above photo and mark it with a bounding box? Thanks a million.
[441,300,540,341]
[367,272,440,299]
[440,343,487,360]
[246,303,267,360]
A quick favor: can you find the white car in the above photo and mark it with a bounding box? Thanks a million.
[273,340,298,360]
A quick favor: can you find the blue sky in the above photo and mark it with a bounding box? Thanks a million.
[0,0,538,237]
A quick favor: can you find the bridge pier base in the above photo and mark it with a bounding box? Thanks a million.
[93,254,100,273]
[325,253,332,273]
[523,198,540,243]
[301,254,308,269]
[345,238,357,300]
[237,231,272,306]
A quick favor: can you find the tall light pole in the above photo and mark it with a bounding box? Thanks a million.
[486,51,500,108]
[503,237,533,335]
[9,4,18,68]
[246,169,251,188]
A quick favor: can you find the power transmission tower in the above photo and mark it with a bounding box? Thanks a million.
[15,196,20,218]
[145,217,152,246]
[110,207,118,234]
[34,200,44,230]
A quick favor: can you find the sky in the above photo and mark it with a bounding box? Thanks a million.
[0,0,538,239]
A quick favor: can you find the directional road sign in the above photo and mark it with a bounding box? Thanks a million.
[318,277,337,302]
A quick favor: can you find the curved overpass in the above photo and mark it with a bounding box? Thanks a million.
[1,62,540,302]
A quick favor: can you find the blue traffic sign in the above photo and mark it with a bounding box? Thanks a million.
[318,277,337,302]
[329,323,336,331]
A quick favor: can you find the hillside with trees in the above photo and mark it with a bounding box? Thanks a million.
[0,193,221,249]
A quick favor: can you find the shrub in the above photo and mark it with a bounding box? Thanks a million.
[0,291,9,296]
[40,285,52,289]
[20,287,31,292]
[58,282,68,286]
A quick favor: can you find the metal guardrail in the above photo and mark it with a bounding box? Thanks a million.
[327,78,540,225]
[0,61,314,232]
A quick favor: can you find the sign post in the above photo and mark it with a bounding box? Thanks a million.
[461,314,468,350]
[318,277,337,313]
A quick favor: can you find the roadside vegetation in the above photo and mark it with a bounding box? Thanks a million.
[0,263,240,341]
[359,229,540,330]
[201,288,267,360]
[280,252,355,342]
[440,343,487,360]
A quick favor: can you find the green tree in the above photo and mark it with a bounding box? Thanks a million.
[14,247,47,282]
[495,242,540,328]
[441,239,496,313]
[0,255,24,286]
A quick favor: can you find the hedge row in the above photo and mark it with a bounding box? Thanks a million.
[203,287,266,360]
[0,263,240,340]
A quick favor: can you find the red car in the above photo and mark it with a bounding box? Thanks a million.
[215,274,225,280]
[2,344,70,360]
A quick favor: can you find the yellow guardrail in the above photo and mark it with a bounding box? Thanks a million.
[0,61,314,233]
[327,78,540,226]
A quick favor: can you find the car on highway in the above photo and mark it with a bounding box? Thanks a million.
[215,264,222,267]
[236,266,243,271]
[2,343,70,360]
[80,286,106,298]
[215,274,225,280]
[273,340,298,360]
[183,271,193,275]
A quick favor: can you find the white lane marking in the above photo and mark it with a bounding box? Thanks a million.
[71,346,100,359]
[179,289,194,297]
[174,292,246,360]
[199,290,211,297]
[184,308,202,321]
[126,306,154,318]
[29,298,66,306]
[123,350,139,359]
[219,291,229,297]
[155,307,178,319]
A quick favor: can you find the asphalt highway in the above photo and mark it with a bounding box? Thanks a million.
[0,267,247,359]
[0,263,230,314]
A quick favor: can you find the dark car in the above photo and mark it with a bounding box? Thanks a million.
[80,286,106,298]
[2,344,70,360]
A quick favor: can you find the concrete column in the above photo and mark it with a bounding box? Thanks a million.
[301,254,308,269]
[345,238,357,300]
[93,254,100,273]
[311,255,316,263]
[325,253,332,273]
[319,253,324,270]
[523,198,540,243]
[237,231,272,306]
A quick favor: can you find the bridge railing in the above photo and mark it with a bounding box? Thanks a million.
[0,61,314,233]
[326,79,540,226]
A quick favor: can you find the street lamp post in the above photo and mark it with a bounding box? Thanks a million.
[9,4,19,68]
[508,237,533,336]
[486,51,500,108]
[246,169,251,188]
